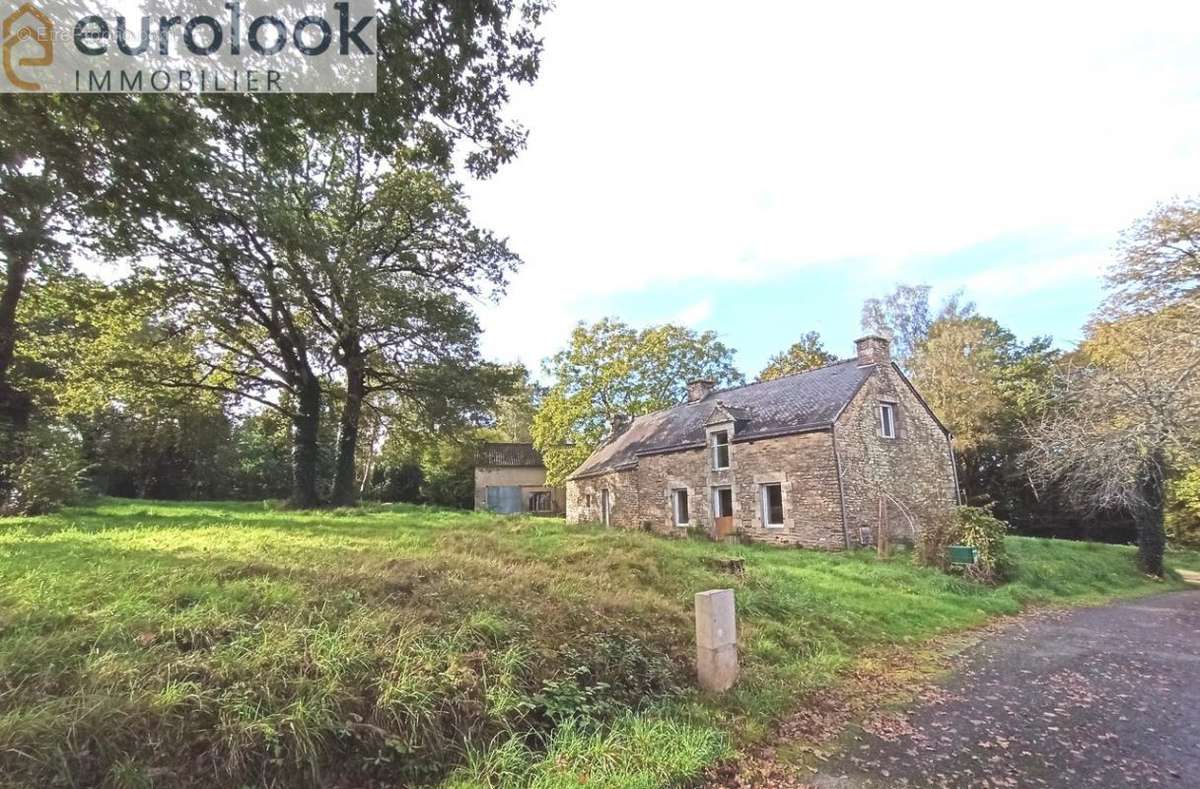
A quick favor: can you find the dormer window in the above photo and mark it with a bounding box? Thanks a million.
[879,402,897,439]
[711,430,730,469]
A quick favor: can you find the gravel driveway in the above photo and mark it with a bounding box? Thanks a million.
[812,590,1200,788]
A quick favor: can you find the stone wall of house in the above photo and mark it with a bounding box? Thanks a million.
[631,445,710,536]
[729,431,846,548]
[565,468,639,525]
[567,430,845,549]
[834,363,959,546]
[632,432,845,547]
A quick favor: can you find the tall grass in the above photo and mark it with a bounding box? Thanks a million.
[0,498,1194,787]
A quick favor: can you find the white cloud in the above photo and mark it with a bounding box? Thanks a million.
[961,254,1110,300]
[670,297,713,328]
[469,0,1200,366]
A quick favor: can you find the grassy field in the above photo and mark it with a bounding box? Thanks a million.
[1,499,1197,788]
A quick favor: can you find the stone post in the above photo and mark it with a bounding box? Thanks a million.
[695,589,738,692]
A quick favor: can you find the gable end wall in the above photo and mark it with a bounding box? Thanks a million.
[834,363,958,544]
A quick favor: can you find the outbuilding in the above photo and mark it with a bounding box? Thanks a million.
[474,442,565,516]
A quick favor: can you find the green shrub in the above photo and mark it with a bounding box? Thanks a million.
[917,506,1012,583]
[915,509,957,569]
[1,425,88,516]
[531,633,681,725]
[1166,466,1200,547]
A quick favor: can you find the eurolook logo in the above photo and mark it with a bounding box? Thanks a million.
[0,0,375,93]
[3,2,53,91]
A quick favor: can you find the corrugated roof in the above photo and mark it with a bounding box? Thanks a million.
[569,359,874,479]
[478,443,545,468]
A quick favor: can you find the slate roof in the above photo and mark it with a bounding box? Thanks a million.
[478,442,545,468]
[569,359,875,479]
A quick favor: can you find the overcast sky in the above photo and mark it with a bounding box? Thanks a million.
[466,1,1200,378]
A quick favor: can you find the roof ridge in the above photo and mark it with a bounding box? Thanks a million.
[619,357,861,427]
[713,356,858,395]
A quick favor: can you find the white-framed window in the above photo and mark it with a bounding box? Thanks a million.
[879,402,897,439]
[672,489,690,526]
[712,486,734,518]
[711,430,730,469]
[761,483,784,527]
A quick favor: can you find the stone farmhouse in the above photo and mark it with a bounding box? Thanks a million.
[474,442,565,516]
[565,337,960,548]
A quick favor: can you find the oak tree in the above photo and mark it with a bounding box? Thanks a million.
[532,319,744,484]
[272,138,519,505]
[757,331,837,381]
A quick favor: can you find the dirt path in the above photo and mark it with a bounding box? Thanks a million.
[806,590,1200,788]
[706,590,1200,789]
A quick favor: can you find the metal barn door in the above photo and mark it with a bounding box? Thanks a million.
[486,486,523,514]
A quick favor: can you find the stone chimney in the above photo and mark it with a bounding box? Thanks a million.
[687,379,716,403]
[610,413,632,436]
[855,336,891,366]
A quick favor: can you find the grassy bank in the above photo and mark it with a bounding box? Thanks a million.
[0,499,1195,788]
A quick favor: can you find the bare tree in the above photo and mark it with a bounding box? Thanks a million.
[1027,199,1200,575]
[1026,303,1200,576]
[1108,197,1200,310]
[860,284,975,367]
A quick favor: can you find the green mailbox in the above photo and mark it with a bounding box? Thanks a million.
[948,545,978,565]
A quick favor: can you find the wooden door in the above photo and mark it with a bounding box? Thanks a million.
[711,487,734,539]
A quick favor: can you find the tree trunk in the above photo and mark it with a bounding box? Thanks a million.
[0,251,33,432]
[0,386,31,432]
[290,372,322,509]
[330,359,365,507]
[1135,451,1167,577]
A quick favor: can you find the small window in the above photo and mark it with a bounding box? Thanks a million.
[711,430,730,469]
[529,491,551,512]
[672,489,689,526]
[879,403,896,439]
[761,483,784,527]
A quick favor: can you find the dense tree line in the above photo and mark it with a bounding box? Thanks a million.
[1,1,551,513]
[5,268,539,509]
